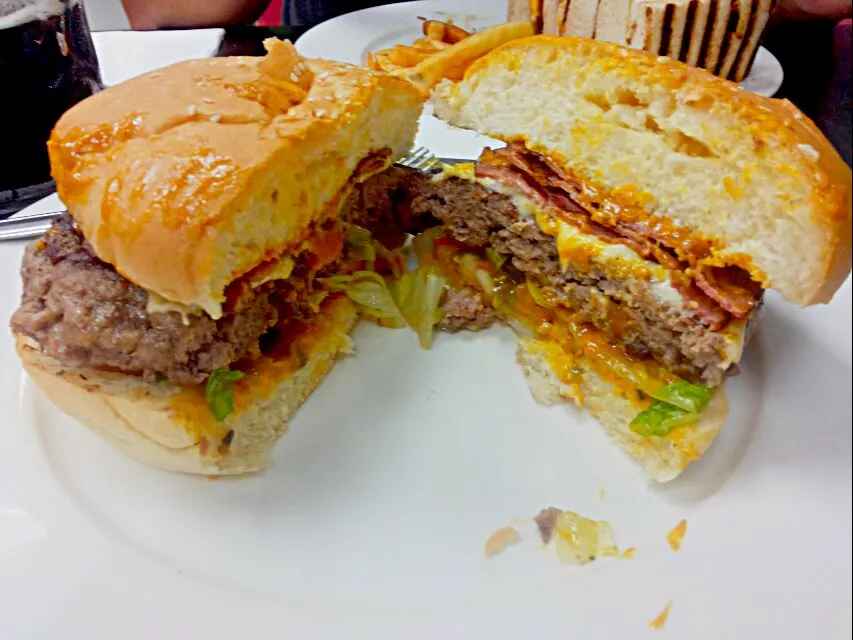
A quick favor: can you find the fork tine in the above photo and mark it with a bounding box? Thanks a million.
[395,146,439,172]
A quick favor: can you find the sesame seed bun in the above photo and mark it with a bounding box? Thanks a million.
[48,39,424,318]
[432,35,852,306]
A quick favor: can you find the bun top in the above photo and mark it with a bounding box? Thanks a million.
[49,39,423,317]
[432,36,852,306]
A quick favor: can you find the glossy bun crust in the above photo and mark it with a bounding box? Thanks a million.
[433,35,852,306]
[49,39,423,317]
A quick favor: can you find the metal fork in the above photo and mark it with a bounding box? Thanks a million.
[0,210,62,242]
[395,145,439,172]
[0,146,447,242]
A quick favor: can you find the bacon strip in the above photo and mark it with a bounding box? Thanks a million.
[475,144,762,328]
[694,264,762,317]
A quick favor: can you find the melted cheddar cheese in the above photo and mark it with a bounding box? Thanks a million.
[436,163,748,372]
[435,163,686,311]
[168,295,354,444]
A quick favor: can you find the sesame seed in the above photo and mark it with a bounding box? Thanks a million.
[314,109,326,117]
[656,55,669,63]
[210,114,222,123]
[148,72,162,78]
[289,72,299,82]
[797,143,820,161]
[187,104,198,116]
[793,112,803,120]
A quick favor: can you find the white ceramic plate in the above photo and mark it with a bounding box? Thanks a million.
[297,0,784,159]
[1,17,849,640]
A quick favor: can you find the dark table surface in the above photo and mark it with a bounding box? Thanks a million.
[217,22,852,167]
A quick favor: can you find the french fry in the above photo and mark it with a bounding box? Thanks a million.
[402,21,535,94]
[442,22,472,44]
[386,44,433,67]
[366,52,381,71]
[423,19,446,41]
[441,60,471,82]
[425,40,452,51]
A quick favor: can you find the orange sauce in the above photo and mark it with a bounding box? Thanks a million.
[650,602,673,630]
[168,296,350,441]
[667,519,688,551]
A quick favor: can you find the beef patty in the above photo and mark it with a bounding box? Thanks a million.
[409,176,737,386]
[11,215,284,386]
[10,168,440,386]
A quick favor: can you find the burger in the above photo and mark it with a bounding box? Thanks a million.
[400,35,852,481]
[10,40,424,475]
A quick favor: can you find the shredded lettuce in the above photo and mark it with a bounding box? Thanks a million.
[630,381,713,437]
[457,253,495,298]
[486,247,507,270]
[393,266,447,349]
[205,368,245,422]
[346,225,404,277]
[411,226,446,266]
[526,278,557,309]
[649,380,712,413]
[321,272,407,328]
[346,225,377,267]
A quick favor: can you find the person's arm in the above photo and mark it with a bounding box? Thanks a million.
[121,0,271,29]
[774,0,852,21]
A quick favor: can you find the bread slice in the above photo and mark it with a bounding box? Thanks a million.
[684,0,713,66]
[628,1,667,54]
[715,0,752,79]
[432,36,852,306]
[594,0,634,43]
[731,0,772,82]
[16,297,358,475]
[561,0,599,39]
[517,337,729,482]
[542,0,563,34]
[48,39,423,318]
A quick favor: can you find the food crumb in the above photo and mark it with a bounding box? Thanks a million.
[667,519,688,551]
[599,487,606,500]
[650,601,673,630]
[484,526,520,558]
[534,507,560,543]
[621,547,636,559]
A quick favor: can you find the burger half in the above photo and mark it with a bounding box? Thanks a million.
[405,36,851,481]
[10,40,424,475]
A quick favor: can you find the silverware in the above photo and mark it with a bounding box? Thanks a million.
[0,210,64,242]
[0,147,459,243]
[396,145,439,171]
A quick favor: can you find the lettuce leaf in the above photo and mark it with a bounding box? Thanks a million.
[649,380,712,413]
[205,368,245,422]
[486,247,507,270]
[393,266,447,349]
[630,381,713,437]
[321,272,407,328]
[346,225,404,277]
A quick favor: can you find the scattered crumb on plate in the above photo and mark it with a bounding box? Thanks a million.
[621,546,636,559]
[599,487,606,500]
[535,506,618,564]
[484,526,520,558]
[668,519,688,551]
[650,601,673,630]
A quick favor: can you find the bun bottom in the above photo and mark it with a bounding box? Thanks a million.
[16,298,359,476]
[516,337,729,482]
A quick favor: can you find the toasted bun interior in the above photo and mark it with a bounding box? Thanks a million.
[16,297,359,476]
[49,39,423,317]
[432,36,852,306]
[517,337,729,482]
